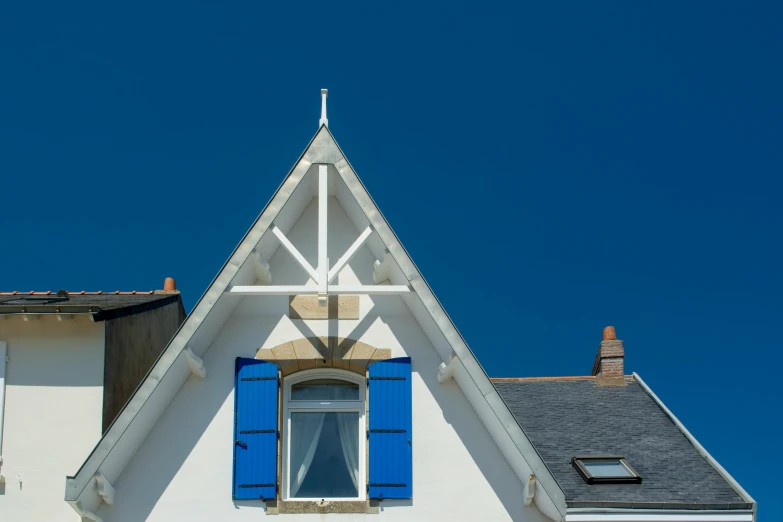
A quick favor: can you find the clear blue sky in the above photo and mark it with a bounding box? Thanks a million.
[2,1,780,513]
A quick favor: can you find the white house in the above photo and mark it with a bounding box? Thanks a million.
[0,282,185,521]
[62,91,755,522]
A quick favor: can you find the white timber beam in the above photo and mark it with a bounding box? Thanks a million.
[271,225,318,281]
[183,348,207,379]
[226,285,410,296]
[318,164,328,304]
[328,226,373,283]
[437,352,458,383]
[523,474,536,506]
[94,473,115,505]
[327,285,410,295]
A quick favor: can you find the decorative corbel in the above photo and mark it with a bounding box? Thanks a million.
[252,250,272,285]
[184,348,207,379]
[523,474,536,506]
[94,472,115,505]
[373,249,392,284]
[437,353,458,384]
[71,500,104,522]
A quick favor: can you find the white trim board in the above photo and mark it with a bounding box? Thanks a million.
[64,125,567,519]
[566,513,753,522]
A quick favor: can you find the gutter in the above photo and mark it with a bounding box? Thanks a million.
[565,509,753,522]
[633,372,756,522]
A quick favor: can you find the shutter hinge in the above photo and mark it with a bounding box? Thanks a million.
[235,440,248,449]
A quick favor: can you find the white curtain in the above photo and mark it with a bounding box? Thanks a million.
[336,412,360,491]
[289,413,326,497]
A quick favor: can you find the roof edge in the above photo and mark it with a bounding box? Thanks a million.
[0,294,182,322]
[632,372,756,517]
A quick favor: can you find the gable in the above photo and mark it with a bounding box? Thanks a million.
[64,125,566,521]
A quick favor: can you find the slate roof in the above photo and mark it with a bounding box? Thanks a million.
[493,376,750,510]
[0,292,181,321]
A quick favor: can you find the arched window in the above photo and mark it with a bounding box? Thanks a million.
[283,369,366,501]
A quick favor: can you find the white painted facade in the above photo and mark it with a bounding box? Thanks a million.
[63,107,753,522]
[93,195,549,522]
[0,317,105,522]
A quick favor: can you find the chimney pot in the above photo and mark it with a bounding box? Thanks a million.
[592,326,625,386]
[164,277,177,291]
[603,325,617,341]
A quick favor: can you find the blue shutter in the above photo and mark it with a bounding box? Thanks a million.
[368,357,412,499]
[233,358,278,500]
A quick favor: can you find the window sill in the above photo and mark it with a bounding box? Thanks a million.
[266,500,380,515]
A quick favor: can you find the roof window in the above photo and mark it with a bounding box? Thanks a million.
[572,456,642,484]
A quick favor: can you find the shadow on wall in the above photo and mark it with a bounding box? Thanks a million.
[93,326,256,521]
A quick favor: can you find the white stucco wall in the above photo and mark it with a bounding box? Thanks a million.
[0,317,105,522]
[94,198,548,522]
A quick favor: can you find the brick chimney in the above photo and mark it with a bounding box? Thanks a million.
[592,326,625,386]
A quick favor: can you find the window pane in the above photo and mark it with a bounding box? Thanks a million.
[290,412,359,498]
[584,460,633,477]
[291,379,359,401]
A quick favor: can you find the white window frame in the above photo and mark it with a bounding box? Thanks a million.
[282,368,366,501]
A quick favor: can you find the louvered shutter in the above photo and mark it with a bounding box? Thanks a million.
[232,358,278,500]
[368,357,412,499]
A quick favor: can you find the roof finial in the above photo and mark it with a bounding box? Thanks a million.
[319,89,328,128]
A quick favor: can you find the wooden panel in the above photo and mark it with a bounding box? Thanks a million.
[102,298,186,432]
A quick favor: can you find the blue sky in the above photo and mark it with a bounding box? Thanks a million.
[1,1,780,512]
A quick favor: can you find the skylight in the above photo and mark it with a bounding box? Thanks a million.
[572,456,642,484]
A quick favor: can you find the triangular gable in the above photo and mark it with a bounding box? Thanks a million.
[65,126,567,521]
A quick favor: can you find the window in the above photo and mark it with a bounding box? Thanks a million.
[572,456,642,484]
[284,370,366,500]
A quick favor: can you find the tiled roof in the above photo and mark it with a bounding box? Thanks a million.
[492,376,750,510]
[0,290,156,295]
[0,291,181,321]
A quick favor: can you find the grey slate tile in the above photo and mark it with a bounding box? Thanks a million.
[493,378,746,507]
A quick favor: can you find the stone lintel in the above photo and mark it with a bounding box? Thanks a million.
[256,337,390,376]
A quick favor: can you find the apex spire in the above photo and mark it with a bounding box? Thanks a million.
[319,88,329,128]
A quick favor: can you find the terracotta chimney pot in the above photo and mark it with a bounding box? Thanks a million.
[603,325,617,341]
[164,277,177,291]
